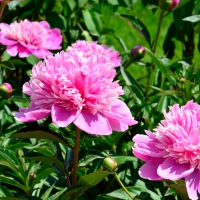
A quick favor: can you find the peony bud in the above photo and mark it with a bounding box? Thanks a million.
[102,157,117,171]
[0,82,12,98]
[158,0,179,10]
[131,45,145,61]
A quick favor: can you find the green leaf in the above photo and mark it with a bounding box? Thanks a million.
[0,175,27,192]
[82,9,100,36]
[145,48,176,84]
[0,68,3,85]
[157,96,169,113]
[0,198,27,200]
[60,171,111,200]
[31,168,55,188]
[0,61,15,70]
[41,183,55,200]
[26,55,40,65]
[112,156,137,165]
[79,155,103,167]
[0,186,14,197]
[185,65,194,80]
[118,14,151,47]
[111,34,128,53]
[0,147,18,165]
[168,183,188,200]
[48,187,68,200]
[182,15,200,22]
[96,195,115,200]
[23,152,65,175]
[11,127,74,149]
[120,67,144,101]
[107,186,161,200]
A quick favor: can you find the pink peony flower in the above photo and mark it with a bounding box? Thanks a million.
[0,19,62,58]
[14,48,137,135]
[67,40,121,68]
[133,100,200,200]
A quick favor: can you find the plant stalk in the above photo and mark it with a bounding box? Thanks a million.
[153,10,165,53]
[114,172,135,199]
[72,126,80,186]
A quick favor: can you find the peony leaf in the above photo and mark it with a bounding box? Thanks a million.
[11,126,74,149]
[78,155,103,167]
[112,156,138,165]
[168,183,188,200]
[118,14,151,47]
[145,48,177,84]
[59,170,111,200]
[182,15,200,22]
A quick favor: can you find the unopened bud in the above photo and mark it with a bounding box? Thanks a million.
[0,83,12,98]
[102,157,117,171]
[131,45,145,61]
[158,0,179,10]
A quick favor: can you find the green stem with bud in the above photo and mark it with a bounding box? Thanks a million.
[114,172,135,199]
[72,126,80,186]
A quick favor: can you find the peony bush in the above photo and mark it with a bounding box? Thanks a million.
[0,0,199,200]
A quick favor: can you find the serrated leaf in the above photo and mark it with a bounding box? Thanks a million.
[11,127,74,149]
[118,14,151,47]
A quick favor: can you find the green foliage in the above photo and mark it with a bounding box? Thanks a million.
[0,0,199,199]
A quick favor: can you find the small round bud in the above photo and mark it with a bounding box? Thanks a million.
[158,0,179,10]
[102,157,117,171]
[29,173,37,179]
[0,83,12,98]
[131,45,145,61]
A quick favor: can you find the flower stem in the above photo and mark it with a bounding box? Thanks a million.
[114,172,135,199]
[72,126,80,186]
[152,10,165,53]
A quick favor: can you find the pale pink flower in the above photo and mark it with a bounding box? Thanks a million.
[67,40,121,68]
[14,48,137,135]
[133,100,200,200]
[0,19,62,58]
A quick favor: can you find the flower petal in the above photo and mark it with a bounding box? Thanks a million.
[103,99,137,125]
[157,158,195,180]
[185,169,200,200]
[74,109,112,135]
[14,103,50,122]
[51,104,78,127]
[139,158,164,180]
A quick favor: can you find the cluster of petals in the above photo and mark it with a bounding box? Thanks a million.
[15,43,137,135]
[0,19,62,58]
[133,100,200,200]
[66,40,121,68]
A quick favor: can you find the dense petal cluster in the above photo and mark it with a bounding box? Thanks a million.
[67,40,121,68]
[15,46,137,135]
[0,19,62,58]
[133,101,200,200]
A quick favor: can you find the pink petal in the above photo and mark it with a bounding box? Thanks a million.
[23,82,31,96]
[139,158,164,180]
[39,21,50,29]
[1,36,18,45]
[30,49,52,58]
[14,104,50,122]
[51,104,78,127]
[74,109,112,135]
[185,169,200,200]
[133,150,154,162]
[107,117,128,132]
[103,99,137,125]
[6,45,18,56]
[157,158,195,180]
